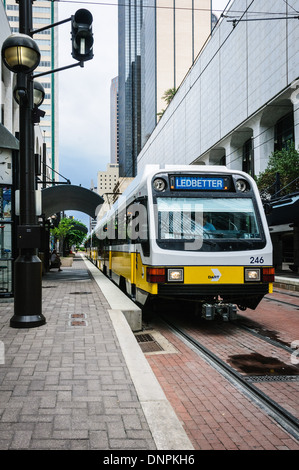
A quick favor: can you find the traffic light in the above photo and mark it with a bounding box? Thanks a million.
[71,9,94,62]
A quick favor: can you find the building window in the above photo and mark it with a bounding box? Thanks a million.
[274,112,294,151]
[242,138,254,176]
[219,155,226,166]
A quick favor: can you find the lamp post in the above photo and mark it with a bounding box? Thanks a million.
[1,1,93,328]
[1,1,46,328]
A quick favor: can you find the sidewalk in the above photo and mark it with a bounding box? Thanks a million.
[0,255,193,451]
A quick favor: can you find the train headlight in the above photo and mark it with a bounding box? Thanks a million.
[153,178,166,191]
[236,179,249,192]
[168,268,184,282]
[245,268,261,281]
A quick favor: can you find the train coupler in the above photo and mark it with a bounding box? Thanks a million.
[202,303,238,321]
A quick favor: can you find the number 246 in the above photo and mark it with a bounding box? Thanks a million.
[250,256,264,264]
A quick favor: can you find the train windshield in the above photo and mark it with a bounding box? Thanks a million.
[156,197,265,251]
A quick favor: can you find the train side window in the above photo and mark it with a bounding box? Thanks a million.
[126,199,150,256]
[139,199,150,257]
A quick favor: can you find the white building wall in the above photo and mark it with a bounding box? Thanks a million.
[137,0,299,176]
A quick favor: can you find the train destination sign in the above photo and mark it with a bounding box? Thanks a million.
[173,176,227,190]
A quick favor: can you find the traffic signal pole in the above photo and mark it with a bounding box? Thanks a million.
[34,9,94,79]
[71,9,94,62]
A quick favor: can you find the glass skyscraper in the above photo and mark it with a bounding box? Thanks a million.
[118,0,212,177]
[118,0,142,177]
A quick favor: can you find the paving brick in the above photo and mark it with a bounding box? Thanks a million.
[10,430,32,449]
[0,257,156,451]
[146,323,299,450]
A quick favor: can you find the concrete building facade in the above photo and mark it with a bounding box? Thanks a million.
[97,163,119,198]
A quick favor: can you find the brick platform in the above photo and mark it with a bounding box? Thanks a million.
[0,257,157,450]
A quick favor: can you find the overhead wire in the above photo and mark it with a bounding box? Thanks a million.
[281,0,299,14]
[49,0,289,17]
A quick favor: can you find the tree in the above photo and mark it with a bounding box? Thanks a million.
[65,221,87,248]
[157,87,177,119]
[256,142,299,199]
[51,217,87,254]
[162,87,177,105]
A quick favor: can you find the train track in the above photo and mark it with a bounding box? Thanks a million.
[264,296,299,309]
[273,289,299,299]
[159,315,299,442]
[234,291,299,352]
[232,319,294,353]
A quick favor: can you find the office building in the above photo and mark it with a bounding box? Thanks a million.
[97,164,119,198]
[4,0,59,179]
[118,0,212,177]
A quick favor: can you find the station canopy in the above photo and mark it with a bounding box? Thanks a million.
[0,123,19,150]
[42,184,103,219]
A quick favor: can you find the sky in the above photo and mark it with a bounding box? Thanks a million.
[56,0,229,229]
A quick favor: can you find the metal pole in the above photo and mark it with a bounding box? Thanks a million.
[10,0,45,328]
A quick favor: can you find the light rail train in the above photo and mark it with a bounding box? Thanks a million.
[88,165,274,320]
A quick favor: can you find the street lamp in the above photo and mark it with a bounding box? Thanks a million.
[1,1,94,329]
[14,81,45,107]
[1,32,46,328]
[33,81,45,107]
[1,33,40,73]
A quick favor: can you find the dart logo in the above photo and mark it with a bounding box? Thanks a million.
[208,269,222,282]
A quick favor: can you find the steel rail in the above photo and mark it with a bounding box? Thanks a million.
[232,320,294,353]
